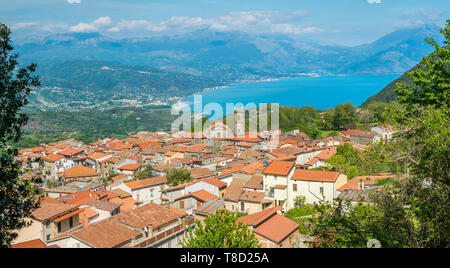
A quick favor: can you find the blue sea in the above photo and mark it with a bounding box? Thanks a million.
[182,74,400,118]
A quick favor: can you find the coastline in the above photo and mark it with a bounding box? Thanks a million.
[173,73,322,109]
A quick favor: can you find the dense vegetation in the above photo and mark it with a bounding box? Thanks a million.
[0,23,41,248]
[25,60,223,110]
[18,107,175,148]
[165,168,193,186]
[181,210,260,248]
[309,21,450,248]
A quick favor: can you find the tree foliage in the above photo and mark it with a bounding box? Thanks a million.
[326,143,362,178]
[165,168,193,186]
[395,20,450,109]
[311,22,450,248]
[133,164,156,181]
[0,22,41,248]
[181,210,260,248]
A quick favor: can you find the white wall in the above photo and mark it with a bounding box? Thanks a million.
[287,180,336,208]
[185,181,218,196]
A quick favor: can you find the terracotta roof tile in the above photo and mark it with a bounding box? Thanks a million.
[63,165,99,179]
[11,239,46,248]
[291,169,340,183]
[175,190,219,202]
[263,161,294,176]
[118,163,143,171]
[112,203,180,229]
[124,176,167,190]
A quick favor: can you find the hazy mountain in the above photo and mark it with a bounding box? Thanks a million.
[15,24,444,78]
[14,24,445,110]
[27,60,222,110]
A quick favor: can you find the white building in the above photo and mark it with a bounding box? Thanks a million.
[113,176,167,205]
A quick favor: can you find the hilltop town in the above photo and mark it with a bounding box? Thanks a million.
[11,121,399,248]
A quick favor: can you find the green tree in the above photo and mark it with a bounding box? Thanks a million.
[181,210,260,248]
[332,103,359,130]
[326,143,363,177]
[0,22,41,248]
[395,20,450,109]
[321,108,336,130]
[312,22,450,248]
[366,101,402,124]
[294,195,306,207]
[166,168,193,186]
[133,164,155,180]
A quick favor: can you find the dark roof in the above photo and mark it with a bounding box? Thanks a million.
[85,200,121,213]
[337,190,375,203]
[194,199,225,216]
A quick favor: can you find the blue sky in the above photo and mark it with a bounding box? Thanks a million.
[1,0,449,45]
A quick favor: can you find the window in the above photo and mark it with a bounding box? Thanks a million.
[241,202,245,212]
[69,217,73,228]
[150,189,154,198]
[320,187,324,195]
[45,221,50,229]
[46,234,51,241]
[180,200,184,209]
[57,222,62,233]
[293,184,297,192]
[274,175,278,180]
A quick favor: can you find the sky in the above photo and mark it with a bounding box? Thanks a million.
[1,0,449,46]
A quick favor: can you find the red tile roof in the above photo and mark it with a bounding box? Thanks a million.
[112,203,180,229]
[238,206,298,243]
[239,206,282,226]
[263,161,294,176]
[118,163,143,171]
[58,148,84,157]
[253,213,298,243]
[11,239,46,248]
[63,165,99,179]
[175,190,219,203]
[190,167,216,179]
[124,176,167,190]
[70,219,140,248]
[291,169,340,183]
[43,154,64,162]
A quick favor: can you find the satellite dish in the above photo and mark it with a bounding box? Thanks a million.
[366,239,381,248]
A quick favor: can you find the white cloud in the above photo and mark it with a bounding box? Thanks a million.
[105,11,318,36]
[69,22,97,32]
[11,22,37,30]
[69,16,113,32]
[367,0,382,3]
[67,0,81,4]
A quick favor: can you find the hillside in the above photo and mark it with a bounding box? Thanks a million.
[360,69,412,107]
[26,60,223,110]
[15,24,444,79]
[19,107,175,148]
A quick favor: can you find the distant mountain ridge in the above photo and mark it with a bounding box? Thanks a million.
[27,60,222,110]
[14,24,445,110]
[15,24,444,77]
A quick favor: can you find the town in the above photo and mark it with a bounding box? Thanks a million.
[11,119,399,248]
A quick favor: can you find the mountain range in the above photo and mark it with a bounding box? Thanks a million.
[14,24,444,110]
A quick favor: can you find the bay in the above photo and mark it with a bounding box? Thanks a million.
[182,74,399,118]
